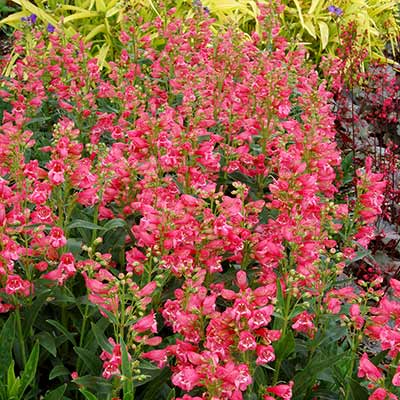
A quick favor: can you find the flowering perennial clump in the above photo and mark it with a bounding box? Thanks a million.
[0,3,398,400]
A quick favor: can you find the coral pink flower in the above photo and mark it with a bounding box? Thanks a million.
[77,188,99,206]
[137,281,157,297]
[0,300,13,312]
[357,353,382,382]
[132,311,157,333]
[102,360,120,379]
[349,304,364,329]
[171,366,200,391]
[248,305,274,329]
[256,344,275,365]
[392,365,400,386]
[368,388,398,400]
[29,182,52,205]
[141,349,168,368]
[47,159,65,185]
[238,331,257,351]
[101,338,122,379]
[266,381,293,399]
[5,274,31,296]
[48,227,67,248]
[291,311,315,337]
[390,279,400,297]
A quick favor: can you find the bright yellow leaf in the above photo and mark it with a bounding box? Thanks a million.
[0,11,29,27]
[97,42,110,69]
[304,17,316,38]
[63,11,100,24]
[105,6,121,18]
[308,0,322,15]
[84,24,106,42]
[318,21,329,49]
[10,0,58,26]
[95,0,106,12]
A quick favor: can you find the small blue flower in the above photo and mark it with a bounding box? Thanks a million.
[327,5,343,16]
[47,23,55,33]
[21,13,37,25]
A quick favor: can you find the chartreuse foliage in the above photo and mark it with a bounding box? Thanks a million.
[281,0,399,63]
[0,0,398,70]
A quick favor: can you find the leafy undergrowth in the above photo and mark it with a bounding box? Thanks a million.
[0,3,399,400]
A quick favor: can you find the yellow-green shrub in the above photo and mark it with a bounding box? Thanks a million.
[0,0,398,71]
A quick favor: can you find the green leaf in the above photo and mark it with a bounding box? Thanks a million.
[102,218,128,232]
[43,384,67,400]
[19,341,40,400]
[294,353,350,395]
[341,152,354,185]
[244,394,258,400]
[74,347,102,374]
[166,388,175,400]
[49,365,70,380]
[273,330,295,360]
[141,368,171,400]
[348,247,371,264]
[0,383,8,400]
[97,306,118,325]
[38,331,57,357]
[66,238,83,256]
[79,388,98,400]
[348,377,369,400]
[46,319,77,346]
[90,321,113,353]
[0,314,15,379]
[136,58,153,66]
[311,388,342,399]
[67,219,105,231]
[371,349,389,365]
[133,362,163,388]
[23,289,52,334]
[72,376,113,394]
[7,361,18,397]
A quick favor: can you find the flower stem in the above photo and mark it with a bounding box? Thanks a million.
[15,305,27,367]
[344,334,360,400]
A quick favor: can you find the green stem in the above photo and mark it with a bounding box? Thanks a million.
[272,293,291,385]
[91,203,100,245]
[344,334,359,400]
[79,304,90,347]
[15,305,27,367]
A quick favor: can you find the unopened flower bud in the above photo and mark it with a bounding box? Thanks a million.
[93,237,103,246]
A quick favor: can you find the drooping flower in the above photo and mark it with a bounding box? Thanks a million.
[266,381,294,399]
[357,353,382,382]
[132,311,158,334]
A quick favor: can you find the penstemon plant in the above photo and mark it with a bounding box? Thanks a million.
[0,2,399,400]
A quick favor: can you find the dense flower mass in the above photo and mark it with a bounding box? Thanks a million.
[0,2,398,399]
